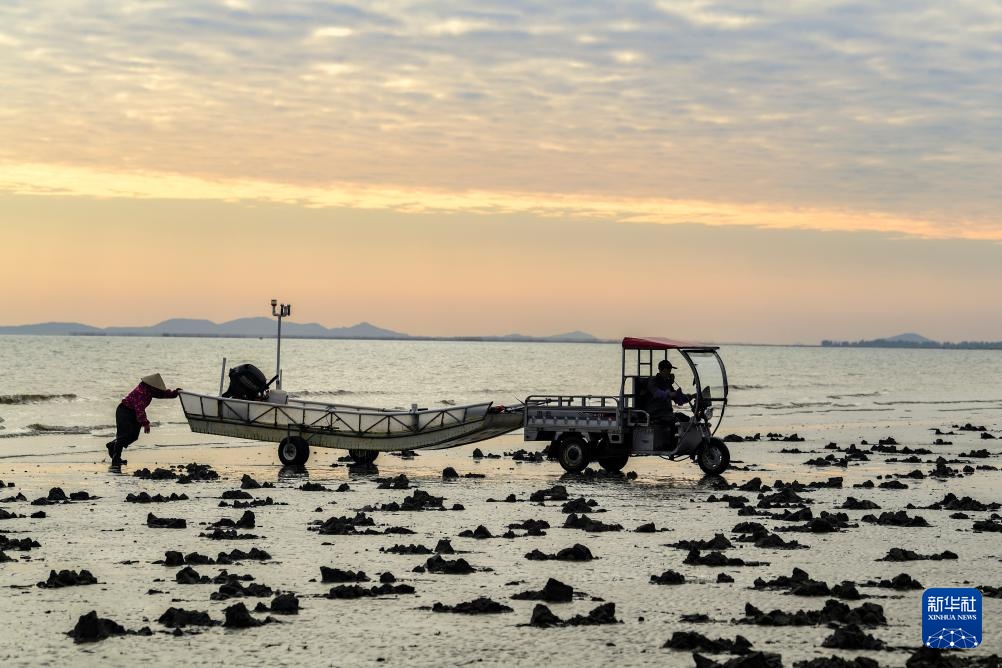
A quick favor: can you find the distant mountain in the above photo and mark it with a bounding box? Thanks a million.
[875,333,936,344]
[0,321,101,335]
[545,330,600,342]
[0,318,598,342]
[0,318,408,339]
[822,333,1002,350]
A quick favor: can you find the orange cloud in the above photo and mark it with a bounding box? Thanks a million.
[0,161,997,242]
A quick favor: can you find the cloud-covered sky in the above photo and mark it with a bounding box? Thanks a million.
[1,1,1000,340]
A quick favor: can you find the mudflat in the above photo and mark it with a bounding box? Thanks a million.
[0,424,1000,667]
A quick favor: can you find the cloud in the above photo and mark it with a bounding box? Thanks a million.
[0,162,995,242]
[0,0,998,236]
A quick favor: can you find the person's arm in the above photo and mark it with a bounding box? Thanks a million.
[647,377,670,401]
[670,388,691,405]
[150,386,180,399]
[134,402,150,428]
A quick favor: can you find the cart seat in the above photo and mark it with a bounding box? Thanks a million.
[631,376,653,412]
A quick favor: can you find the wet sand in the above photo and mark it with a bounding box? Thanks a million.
[1,422,1000,667]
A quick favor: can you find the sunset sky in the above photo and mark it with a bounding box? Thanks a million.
[1,1,999,343]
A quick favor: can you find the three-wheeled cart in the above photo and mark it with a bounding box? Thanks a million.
[522,336,731,475]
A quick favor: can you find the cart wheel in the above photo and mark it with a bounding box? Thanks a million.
[279,436,310,466]
[696,437,730,475]
[557,435,590,474]
[598,452,630,473]
[348,449,379,465]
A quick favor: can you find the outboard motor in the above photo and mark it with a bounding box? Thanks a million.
[222,363,269,400]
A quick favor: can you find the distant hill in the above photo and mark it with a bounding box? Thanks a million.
[0,319,601,343]
[822,333,1002,350]
[0,321,102,335]
[876,333,935,344]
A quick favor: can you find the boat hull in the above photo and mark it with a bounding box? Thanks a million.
[179,391,522,452]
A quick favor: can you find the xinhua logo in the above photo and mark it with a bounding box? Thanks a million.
[923,588,982,649]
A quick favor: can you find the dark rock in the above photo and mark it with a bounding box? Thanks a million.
[442,467,459,479]
[315,512,376,535]
[973,519,1002,532]
[861,511,930,527]
[222,602,268,628]
[147,513,186,529]
[431,597,513,614]
[240,474,262,489]
[0,535,40,550]
[742,599,885,627]
[222,547,271,562]
[508,519,550,534]
[512,578,574,603]
[211,510,256,529]
[842,497,881,510]
[673,534,734,550]
[528,485,569,502]
[175,566,208,584]
[529,604,562,627]
[635,522,657,533]
[325,582,416,598]
[270,593,299,614]
[821,623,885,650]
[458,525,494,539]
[561,497,599,513]
[651,570,686,585]
[718,573,735,583]
[38,569,97,588]
[376,474,410,489]
[564,602,620,626]
[563,513,623,532]
[199,528,259,540]
[320,567,369,583]
[663,630,754,654]
[525,544,594,561]
[158,607,217,628]
[382,544,432,555]
[863,573,923,590]
[67,611,127,643]
[685,549,767,567]
[127,491,189,503]
[299,482,331,492]
[878,548,958,562]
[211,581,274,601]
[434,539,455,554]
[425,554,475,574]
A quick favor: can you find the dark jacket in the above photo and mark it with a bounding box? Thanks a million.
[646,374,689,418]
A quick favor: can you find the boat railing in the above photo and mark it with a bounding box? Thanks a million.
[179,391,493,437]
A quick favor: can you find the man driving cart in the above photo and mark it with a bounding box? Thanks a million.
[646,359,691,450]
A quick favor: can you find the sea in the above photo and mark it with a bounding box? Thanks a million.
[1,335,1000,451]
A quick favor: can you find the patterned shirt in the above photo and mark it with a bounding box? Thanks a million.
[121,382,178,426]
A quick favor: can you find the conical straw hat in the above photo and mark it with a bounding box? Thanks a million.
[141,373,167,391]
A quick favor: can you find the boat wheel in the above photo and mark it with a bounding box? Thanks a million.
[598,451,630,473]
[278,436,310,466]
[348,448,379,465]
[557,435,590,474]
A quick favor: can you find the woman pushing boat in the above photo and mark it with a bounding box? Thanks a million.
[106,373,181,466]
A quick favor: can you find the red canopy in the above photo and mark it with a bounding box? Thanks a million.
[621,336,716,350]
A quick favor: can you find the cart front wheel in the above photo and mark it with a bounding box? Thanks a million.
[557,435,590,474]
[697,438,729,475]
[598,452,630,473]
[279,436,310,466]
[348,449,379,465]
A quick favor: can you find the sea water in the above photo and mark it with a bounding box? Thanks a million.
[1,335,999,448]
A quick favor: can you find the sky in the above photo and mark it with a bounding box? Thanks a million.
[0,1,1000,343]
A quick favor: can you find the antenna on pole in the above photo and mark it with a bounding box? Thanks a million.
[271,299,291,390]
